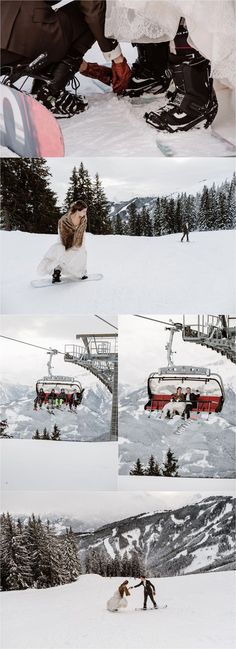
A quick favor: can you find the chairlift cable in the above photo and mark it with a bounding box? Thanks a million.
[94,315,118,330]
[0,334,63,354]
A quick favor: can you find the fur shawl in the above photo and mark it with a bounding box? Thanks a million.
[58,213,87,250]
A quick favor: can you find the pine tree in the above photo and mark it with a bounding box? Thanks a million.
[33,429,41,440]
[153,197,162,236]
[42,428,50,440]
[0,158,60,233]
[63,166,81,210]
[114,213,124,235]
[144,454,162,476]
[51,424,61,441]
[130,458,145,476]
[127,202,138,235]
[91,173,112,234]
[141,207,153,236]
[63,527,80,582]
[153,461,162,476]
[162,448,179,477]
[0,419,12,438]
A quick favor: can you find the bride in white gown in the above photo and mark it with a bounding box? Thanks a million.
[37,200,88,282]
[107,580,131,612]
[105,0,236,89]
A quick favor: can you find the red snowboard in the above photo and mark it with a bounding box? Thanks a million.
[0,84,64,157]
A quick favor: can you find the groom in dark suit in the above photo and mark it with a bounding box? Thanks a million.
[131,576,157,609]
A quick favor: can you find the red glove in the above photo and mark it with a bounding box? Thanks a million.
[112,58,132,95]
[80,62,112,87]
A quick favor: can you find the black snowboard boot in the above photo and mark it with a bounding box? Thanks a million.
[145,55,218,132]
[32,55,88,117]
[52,268,61,283]
[124,43,171,97]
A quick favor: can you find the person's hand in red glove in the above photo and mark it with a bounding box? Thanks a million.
[80,61,112,87]
[112,55,132,95]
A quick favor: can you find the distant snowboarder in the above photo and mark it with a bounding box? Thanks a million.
[181,222,190,242]
[37,200,88,283]
[107,580,131,612]
[131,576,157,609]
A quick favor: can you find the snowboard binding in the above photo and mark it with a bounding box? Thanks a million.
[144,57,218,133]
[52,268,61,284]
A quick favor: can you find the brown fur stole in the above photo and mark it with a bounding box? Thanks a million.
[58,214,87,250]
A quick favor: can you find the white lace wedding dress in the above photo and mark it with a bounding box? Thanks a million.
[105,0,236,88]
[37,232,87,278]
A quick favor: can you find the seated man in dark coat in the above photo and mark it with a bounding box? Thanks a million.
[184,387,199,419]
[1,1,131,114]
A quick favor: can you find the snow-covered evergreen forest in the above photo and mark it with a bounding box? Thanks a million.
[0,512,144,591]
[1,159,235,235]
[1,513,80,591]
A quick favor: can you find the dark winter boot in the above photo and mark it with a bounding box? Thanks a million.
[124,43,171,97]
[52,268,61,283]
[145,55,218,132]
[32,55,88,117]
[81,274,88,280]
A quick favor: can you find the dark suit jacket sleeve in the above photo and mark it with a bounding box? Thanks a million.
[134,582,143,588]
[149,581,155,590]
[78,1,121,60]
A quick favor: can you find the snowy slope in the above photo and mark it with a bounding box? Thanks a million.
[118,386,236,478]
[1,229,235,313]
[0,439,118,491]
[79,496,235,576]
[1,572,235,649]
[0,381,112,441]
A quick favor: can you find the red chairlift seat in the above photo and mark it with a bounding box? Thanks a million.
[144,366,224,416]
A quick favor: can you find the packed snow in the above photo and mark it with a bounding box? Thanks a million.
[2,42,235,158]
[1,229,235,314]
[1,572,235,649]
[0,439,118,491]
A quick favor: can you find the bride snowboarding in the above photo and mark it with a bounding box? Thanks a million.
[37,200,88,283]
[107,580,131,612]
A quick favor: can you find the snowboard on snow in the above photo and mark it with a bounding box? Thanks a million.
[0,84,64,157]
[135,605,167,611]
[31,274,103,288]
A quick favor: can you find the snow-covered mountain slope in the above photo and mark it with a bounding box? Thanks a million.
[1,572,235,649]
[78,496,235,577]
[0,439,118,491]
[1,229,235,313]
[0,381,111,441]
[118,386,236,478]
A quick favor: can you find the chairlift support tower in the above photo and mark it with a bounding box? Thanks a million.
[64,333,118,440]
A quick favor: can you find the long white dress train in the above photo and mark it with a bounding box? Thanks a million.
[37,234,87,279]
[107,590,128,612]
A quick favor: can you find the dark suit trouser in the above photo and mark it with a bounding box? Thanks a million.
[144,590,156,608]
[181,232,189,241]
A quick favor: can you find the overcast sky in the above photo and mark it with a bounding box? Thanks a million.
[0,315,117,385]
[47,158,235,204]
[118,314,236,388]
[2,489,233,522]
